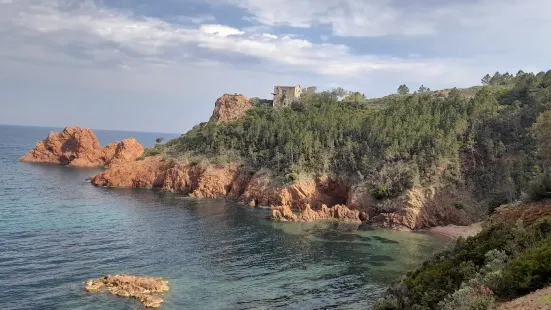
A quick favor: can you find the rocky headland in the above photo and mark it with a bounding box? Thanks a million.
[84,274,169,308]
[19,126,144,168]
[81,92,480,230]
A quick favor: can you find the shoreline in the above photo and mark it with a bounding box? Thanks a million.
[427,222,483,239]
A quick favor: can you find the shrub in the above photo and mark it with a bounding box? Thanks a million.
[373,297,400,310]
[499,236,551,297]
[285,172,299,183]
[526,169,551,201]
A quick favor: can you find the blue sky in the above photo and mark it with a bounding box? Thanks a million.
[1,0,551,133]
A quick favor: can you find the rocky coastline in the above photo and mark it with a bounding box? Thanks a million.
[19,95,480,231]
[88,155,477,230]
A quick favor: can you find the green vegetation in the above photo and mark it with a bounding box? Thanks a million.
[140,69,551,309]
[369,70,551,309]
[155,137,164,144]
[374,219,551,309]
[147,70,551,208]
[397,84,410,95]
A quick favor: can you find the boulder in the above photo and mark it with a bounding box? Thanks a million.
[19,127,144,168]
[84,274,169,308]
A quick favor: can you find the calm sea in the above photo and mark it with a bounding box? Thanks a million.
[0,125,450,310]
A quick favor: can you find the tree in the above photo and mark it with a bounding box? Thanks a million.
[418,85,431,93]
[342,91,366,103]
[481,74,492,85]
[397,84,410,95]
[331,87,347,98]
[156,137,165,144]
[532,110,551,166]
[250,97,261,106]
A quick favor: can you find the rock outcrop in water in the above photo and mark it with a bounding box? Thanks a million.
[19,127,144,168]
[270,204,364,223]
[84,274,169,308]
[210,94,252,124]
[89,156,475,229]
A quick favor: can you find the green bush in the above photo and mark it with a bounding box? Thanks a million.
[377,219,551,309]
[526,169,551,201]
[285,172,299,183]
[499,236,551,297]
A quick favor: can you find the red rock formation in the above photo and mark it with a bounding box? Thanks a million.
[19,127,144,168]
[270,204,363,223]
[84,274,169,308]
[90,157,478,228]
[102,138,144,168]
[210,94,252,124]
[91,157,171,188]
[370,187,475,230]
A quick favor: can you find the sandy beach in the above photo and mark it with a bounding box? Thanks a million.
[429,222,483,239]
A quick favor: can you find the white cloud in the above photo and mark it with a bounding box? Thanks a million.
[0,0,464,81]
[2,0,549,131]
[199,24,244,36]
[214,0,551,45]
[211,0,441,37]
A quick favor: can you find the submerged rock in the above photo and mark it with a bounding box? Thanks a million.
[19,127,144,168]
[84,274,169,308]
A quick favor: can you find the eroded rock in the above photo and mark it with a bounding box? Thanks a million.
[270,204,362,223]
[19,127,144,168]
[84,274,169,308]
[210,94,252,124]
[90,157,479,229]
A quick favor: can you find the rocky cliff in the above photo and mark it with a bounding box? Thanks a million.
[210,94,252,123]
[90,157,342,206]
[19,126,144,168]
[89,156,476,229]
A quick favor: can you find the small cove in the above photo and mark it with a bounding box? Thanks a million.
[0,125,451,309]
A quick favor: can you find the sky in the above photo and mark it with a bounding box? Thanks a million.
[1,0,551,133]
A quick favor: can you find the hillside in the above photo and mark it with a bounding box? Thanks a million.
[143,70,551,214]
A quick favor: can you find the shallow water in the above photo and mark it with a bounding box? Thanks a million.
[0,125,450,309]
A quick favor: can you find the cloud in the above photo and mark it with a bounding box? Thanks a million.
[1,0,464,81]
[213,0,551,50]
[210,0,442,37]
[2,0,551,132]
[200,24,244,36]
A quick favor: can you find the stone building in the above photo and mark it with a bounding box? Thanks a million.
[272,85,317,107]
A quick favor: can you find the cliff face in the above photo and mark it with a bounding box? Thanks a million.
[210,94,252,124]
[19,127,144,168]
[90,156,476,229]
[369,187,475,230]
[271,204,363,223]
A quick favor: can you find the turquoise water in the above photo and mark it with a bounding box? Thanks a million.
[0,125,450,309]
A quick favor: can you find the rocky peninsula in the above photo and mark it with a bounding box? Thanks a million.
[85,93,478,230]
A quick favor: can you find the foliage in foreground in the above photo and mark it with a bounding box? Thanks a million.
[373,217,551,310]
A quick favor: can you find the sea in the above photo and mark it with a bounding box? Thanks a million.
[0,125,451,310]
